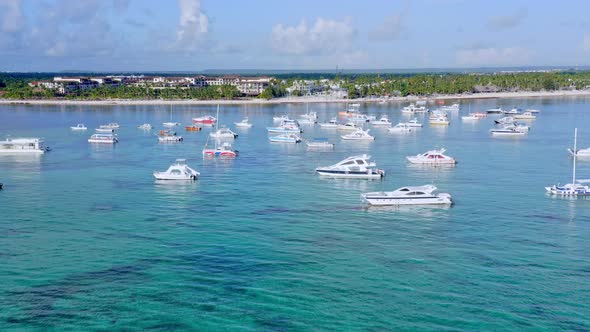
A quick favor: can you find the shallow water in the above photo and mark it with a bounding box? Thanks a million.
[1,98,590,330]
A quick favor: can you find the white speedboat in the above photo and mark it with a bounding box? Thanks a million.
[406,148,456,165]
[402,104,428,114]
[514,123,530,132]
[100,123,120,129]
[300,111,318,121]
[234,118,253,128]
[88,133,118,144]
[429,116,450,126]
[316,154,384,179]
[388,123,412,133]
[337,122,360,131]
[158,130,183,142]
[153,159,199,180]
[269,133,301,143]
[306,138,334,149]
[70,124,87,131]
[0,137,49,153]
[95,128,114,133]
[361,185,452,206]
[494,116,515,125]
[527,109,542,114]
[163,122,180,127]
[513,111,536,120]
[406,118,423,127]
[461,115,480,121]
[490,126,526,137]
[273,114,291,122]
[138,123,153,130]
[439,103,460,112]
[210,127,238,139]
[371,115,392,126]
[298,118,317,125]
[568,147,590,158]
[319,118,340,128]
[349,114,371,123]
[192,115,217,126]
[267,119,302,133]
[503,108,520,114]
[341,129,375,140]
[486,107,503,114]
[546,129,590,196]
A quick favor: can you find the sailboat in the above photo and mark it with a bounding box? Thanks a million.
[209,105,238,139]
[163,105,180,127]
[545,128,590,196]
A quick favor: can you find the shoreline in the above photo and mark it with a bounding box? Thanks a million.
[1,90,590,106]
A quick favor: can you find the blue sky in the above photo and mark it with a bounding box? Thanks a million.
[1,0,589,71]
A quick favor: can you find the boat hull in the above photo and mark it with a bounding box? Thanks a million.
[361,193,452,206]
[316,169,384,179]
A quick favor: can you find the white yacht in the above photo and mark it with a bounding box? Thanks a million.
[70,124,87,131]
[163,122,180,127]
[153,159,199,180]
[100,123,120,129]
[95,127,115,133]
[273,114,291,122]
[513,111,536,120]
[568,147,590,158]
[268,133,301,143]
[361,185,453,206]
[158,130,183,142]
[0,138,49,153]
[439,103,460,112]
[406,118,423,127]
[315,154,384,179]
[306,138,334,149]
[341,129,375,140]
[319,117,340,128]
[234,118,253,128]
[490,126,527,137]
[486,107,504,114]
[546,129,590,196]
[88,133,118,144]
[494,116,515,125]
[138,123,153,130]
[337,122,360,131]
[300,111,318,122]
[429,116,450,126]
[349,113,371,123]
[267,119,302,133]
[388,123,412,133]
[371,115,392,126]
[402,104,428,114]
[503,108,521,115]
[210,127,238,139]
[407,148,456,165]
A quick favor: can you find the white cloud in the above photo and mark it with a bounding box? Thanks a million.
[455,47,533,66]
[583,34,590,52]
[487,8,527,31]
[271,17,355,55]
[0,0,23,33]
[369,12,405,41]
[176,0,209,49]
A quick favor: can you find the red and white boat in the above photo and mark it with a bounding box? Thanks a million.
[203,141,238,158]
[192,115,217,125]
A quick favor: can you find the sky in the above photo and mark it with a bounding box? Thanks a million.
[1,0,590,72]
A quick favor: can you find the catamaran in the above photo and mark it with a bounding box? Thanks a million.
[546,128,590,196]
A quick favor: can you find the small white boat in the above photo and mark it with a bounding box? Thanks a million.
[406,118,423,127]
[273,115,291,122]
[406,148,456,165]
[429,116,450,126]
[514,123,530,132]
[349,114,371,123]
[95,128,114,133]
[300,111,318,121]
[371,115,392,126]
[361,185,452,206]
[319,118,340,128]
[513,111,536,120]
[490,126,527,137]
[306,138,334,149]
[100,123,120,129]
[527,109,542,114]
[267,119,302,133]
[269,133,301,143]
[163,122,180,127]
[192,115,217,125]
[486,107,504,114]
[70,124,87,131]
[337,122,360,131]
[153,159,199,180]
[298,118,317,125]
[0,137,49,153]
[547,129,590,196]
[210,128,238,139]
[341,129,374,140]
[88,133,118,144]
[316,154,384,179]
[138,123,153,130]
[503,108,520,115]
[461,115,480,121]
[439,103,460,112]
[495,116,515,125]
[234,118,253,128]
[158,130,183,142]
[388,123,412,133]
[569,147,590,158]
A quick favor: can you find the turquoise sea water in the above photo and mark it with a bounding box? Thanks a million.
[1,98,590,331]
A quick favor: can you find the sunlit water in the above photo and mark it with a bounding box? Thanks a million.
[1,98,590,330]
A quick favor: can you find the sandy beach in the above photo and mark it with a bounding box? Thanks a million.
[1,90,590,106]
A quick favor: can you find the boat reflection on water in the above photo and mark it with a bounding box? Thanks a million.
[406,163,456,179]
[362,203,452,217]
[0,153,42,172]
[154,179,198,199]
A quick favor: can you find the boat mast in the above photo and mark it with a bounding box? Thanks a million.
[573,128,578,187]
[216,104,220,130]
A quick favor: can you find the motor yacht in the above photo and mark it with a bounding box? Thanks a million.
[513,111,536,120]
[203,141,238,157]
[163,122,180,127]
[494,116,515,125]
[210,127,238,139]
[267,119,302,133]
[315,154,384,179]
[341,129,375,140]
[503,108,521,114]
[486,107,503,114]
[490,126,527,137]
[300,111,318,122]
[429,116,450,125]
[546,128,590,196]
[0,137,49,153]
[388,123,412,133]
[153,159,199,180]
[439,103,460,112]
[406,118,423,127]
[371,115,392,126]
[70,124,87,131]
[272,114,291,122]
[138,123,153,130]
[158,130,183,142]
[95,128,115,133]
[319,117,340,128]
[100,123,120,129]
[361,185,453,206]
[88,133,118,144]
[234,118,253,128]
[268,133,302,143]
[337,122,360,131]
[406,148,456,165]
